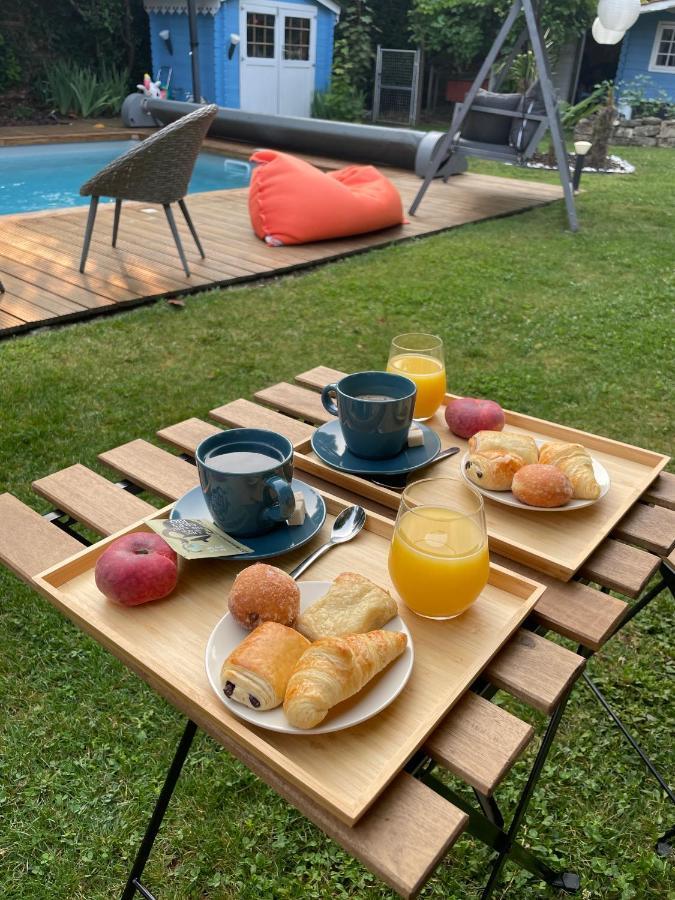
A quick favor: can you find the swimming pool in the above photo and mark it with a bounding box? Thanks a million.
[0,141,251,215]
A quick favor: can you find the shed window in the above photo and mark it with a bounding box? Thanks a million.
[284,17,311,61]
[650,21,675,71]
[247,13,275,59]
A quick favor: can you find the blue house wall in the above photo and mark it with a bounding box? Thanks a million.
[147,0,336,108]
[148,11,216,102]
[616,11,675,100]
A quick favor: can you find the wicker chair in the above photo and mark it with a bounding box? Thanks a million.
[79,104,218,277]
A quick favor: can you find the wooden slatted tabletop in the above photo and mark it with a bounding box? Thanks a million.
[0,366,672,897]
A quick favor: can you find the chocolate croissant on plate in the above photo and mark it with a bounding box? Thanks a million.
[283,630,407,729]
[538,441,601,500]
[468,430,538,466]
[464,450,525,491]
[222,621,310,710]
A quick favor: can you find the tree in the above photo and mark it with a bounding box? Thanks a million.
[409,0,595,72]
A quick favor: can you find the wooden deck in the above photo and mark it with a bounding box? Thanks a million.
[0,136,563,337]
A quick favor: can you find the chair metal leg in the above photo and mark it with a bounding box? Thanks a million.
[178,198,205,258]
[120,719,198,900]
[163,203,190,277]
[112,199,122,248]
[79,196,99,273]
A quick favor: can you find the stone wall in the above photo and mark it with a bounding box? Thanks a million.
[575,116,675,148]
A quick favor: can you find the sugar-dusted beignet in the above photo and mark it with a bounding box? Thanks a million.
[538,441,601,500]
[468,431,538,466]
[283,630,407,729]
[295,572,398,641]
[222,621,310,710]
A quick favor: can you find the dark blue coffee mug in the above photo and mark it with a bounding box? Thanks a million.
[195,428,295,537]
[321,371,417,459]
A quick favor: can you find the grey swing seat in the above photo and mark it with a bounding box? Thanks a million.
[78,103,218,277]
[448,91,550,164]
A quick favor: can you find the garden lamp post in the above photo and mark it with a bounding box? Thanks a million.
[573,141,592,191]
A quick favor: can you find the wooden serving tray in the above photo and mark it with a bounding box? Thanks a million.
[292,393,669,581]
[34,491,544,826]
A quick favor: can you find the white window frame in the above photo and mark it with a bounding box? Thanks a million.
[648,20,675,74]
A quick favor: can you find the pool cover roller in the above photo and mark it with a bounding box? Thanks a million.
[129,97,466,178]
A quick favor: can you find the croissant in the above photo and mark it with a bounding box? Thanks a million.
[538,441,601,500]
[283,630,407,729]
[464,450,525,491]
[468,431,538,466]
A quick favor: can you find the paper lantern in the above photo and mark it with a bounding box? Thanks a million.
[592,17,625,45]
[597,0,640,32]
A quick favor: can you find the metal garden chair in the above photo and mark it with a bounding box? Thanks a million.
[79,104,218,277]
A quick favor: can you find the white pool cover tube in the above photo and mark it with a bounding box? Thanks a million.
[142,97,453,176]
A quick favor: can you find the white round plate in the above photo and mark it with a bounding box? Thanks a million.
[205,581,414,735]
[460,440,610,512]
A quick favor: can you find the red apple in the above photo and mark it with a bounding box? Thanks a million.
[445,397,505,439]
[95,532,178,606]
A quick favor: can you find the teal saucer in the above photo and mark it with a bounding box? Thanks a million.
[311,420,441,476]
[170,479,326,561]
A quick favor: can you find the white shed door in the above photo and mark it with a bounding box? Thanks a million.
[240,2,317,117]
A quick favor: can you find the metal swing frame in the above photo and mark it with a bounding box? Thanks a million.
[410,0,579,231]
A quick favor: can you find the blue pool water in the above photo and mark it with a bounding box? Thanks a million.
[0,141,251,215]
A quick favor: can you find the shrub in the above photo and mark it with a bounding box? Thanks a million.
[617,75,675,119]
[44,60,130,117]
[311,84,366,122]
[0,32,21,91]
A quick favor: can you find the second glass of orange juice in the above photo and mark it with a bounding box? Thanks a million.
[388,477,489,620]
[387,333,446,421]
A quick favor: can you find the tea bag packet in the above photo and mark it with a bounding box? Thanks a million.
[286,491,306,527]
[147,518,252,559]
[408,424,424,447]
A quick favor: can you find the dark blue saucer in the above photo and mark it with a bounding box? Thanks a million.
[311,420,442,476]
[170,479,326,561]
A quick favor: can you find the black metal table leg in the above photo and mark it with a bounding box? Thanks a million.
[120,719,198,900]
[656,825,675,858]
[582,672,675,805]
[420,769,579,891]
[480,686,580,899]
[576,564,675,847]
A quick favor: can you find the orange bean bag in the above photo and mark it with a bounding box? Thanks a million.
[248,149,405,246]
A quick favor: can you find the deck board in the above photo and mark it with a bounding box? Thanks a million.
[0,154,563,337]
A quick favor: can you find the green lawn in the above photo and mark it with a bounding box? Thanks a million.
[0,146,673,899]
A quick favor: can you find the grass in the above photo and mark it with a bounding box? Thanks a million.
[0,145,673,899]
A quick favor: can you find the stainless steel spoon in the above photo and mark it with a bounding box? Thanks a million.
[370,445,461,491]
[289,504,366,580]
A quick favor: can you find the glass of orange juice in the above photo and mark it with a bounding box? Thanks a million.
[387,333,446,421]
[388,476,489,620]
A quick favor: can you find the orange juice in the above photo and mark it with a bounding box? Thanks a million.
[388,506,489,618]
[387,353,446,420]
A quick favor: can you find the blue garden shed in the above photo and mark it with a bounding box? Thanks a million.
[143,0,340,117]
[616,0,675,101]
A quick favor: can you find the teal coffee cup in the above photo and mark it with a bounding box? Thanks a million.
[321,371,417,459]
[195,429,295,537]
